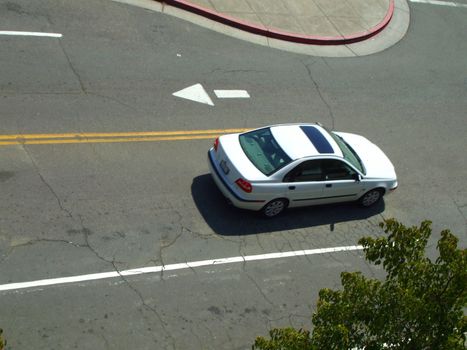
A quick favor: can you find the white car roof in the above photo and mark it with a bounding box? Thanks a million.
[270,124,343,160]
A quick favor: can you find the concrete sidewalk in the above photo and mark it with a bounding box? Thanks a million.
[115,0,409,56]
[159,0,394,44]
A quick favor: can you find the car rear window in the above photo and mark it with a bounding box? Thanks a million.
[239,128,292,176]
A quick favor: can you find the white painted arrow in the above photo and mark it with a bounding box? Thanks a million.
[172,83,214,106]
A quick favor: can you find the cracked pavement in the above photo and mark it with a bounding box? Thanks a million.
[1,0,466,349]
[0,138,391,349]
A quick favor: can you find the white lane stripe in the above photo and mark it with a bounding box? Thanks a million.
[0,31,63,38]
[0,245,363,292]
[409,0,467,7]
[214,90,250,98]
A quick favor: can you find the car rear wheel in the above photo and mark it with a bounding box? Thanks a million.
[359,189,383,207]
[262,199,288,218]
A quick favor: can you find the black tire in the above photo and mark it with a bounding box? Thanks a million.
[262,198,288,218]
[359,189,383,207]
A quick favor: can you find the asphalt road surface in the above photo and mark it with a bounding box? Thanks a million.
[0,0,466,349]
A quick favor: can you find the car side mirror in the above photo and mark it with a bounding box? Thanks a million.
[353,173,362,182]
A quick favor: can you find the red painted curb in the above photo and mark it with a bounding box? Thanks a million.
[157,0,394,45]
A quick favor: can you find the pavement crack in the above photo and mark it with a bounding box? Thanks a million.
[452,198,467,224]
[100,333,110,350]
[280,232,294,251]
[12,238,86,249]
[23,146,73,219]
[158,210,186,280]
[0,246,13,266]
[200,323,214,343]
[187,327,201,348]
[87,92,144,113]
[326,250,346,267]
[216,234,241,244]
[23,147,119,266]
[255,235,265,251]
[301,60,335,129]
[187,262,199,277]
[344,44,359,57]
[111,261,176,349]
[245,271,274,306]
[57,40,86,93]
[238,236,248,259]
[378,212,388,223]
[273,239,289,254]
[77,215,118,265]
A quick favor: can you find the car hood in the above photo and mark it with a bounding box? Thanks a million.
[335,132,397,179]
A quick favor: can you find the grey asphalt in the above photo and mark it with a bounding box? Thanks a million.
[0,0,466,349]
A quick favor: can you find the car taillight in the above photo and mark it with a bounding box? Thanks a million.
[235,178,252,193]
[213,137,219,152]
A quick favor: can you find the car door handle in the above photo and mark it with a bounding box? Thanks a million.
[288,186,296,190]
[325,184,332,188]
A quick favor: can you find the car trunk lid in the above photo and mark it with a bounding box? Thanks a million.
[213,134,268,186]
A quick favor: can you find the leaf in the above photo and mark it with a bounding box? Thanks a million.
[253,220,467,350]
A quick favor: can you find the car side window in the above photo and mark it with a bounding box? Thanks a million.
[283,160,324,182]
[322,159,355,180]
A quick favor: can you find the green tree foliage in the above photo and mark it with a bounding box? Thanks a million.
[253,328,312,350]
[0,328,5,350]
[253,219,466,350]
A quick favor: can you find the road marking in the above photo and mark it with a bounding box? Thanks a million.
[0,245,363,292]
[173,83,214,106]
[214,90,250,99]
[409,0,467,7]
[0,128,250,146]
[173,84,251,105]
[0,31,63,38]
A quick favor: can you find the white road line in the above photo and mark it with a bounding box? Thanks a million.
[0,31,63,38]
[409,0,467,7]
[214,90,250,98]
[0,245,363,292]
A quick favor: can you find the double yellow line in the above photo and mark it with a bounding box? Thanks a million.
[0,128,250,146]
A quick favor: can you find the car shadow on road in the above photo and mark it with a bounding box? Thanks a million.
[192,174,385,236]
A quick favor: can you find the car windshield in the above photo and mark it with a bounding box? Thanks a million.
[239,128,292,176]
[330,132,366,174]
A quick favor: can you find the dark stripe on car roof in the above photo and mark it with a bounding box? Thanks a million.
[300,126,334,154]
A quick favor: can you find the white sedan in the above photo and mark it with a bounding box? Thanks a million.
[208,123,397,217]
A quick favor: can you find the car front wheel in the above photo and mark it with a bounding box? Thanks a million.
[262,199,287,218]
[359,189,383,207]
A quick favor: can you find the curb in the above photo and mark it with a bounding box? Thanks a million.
[156,0,394,45]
